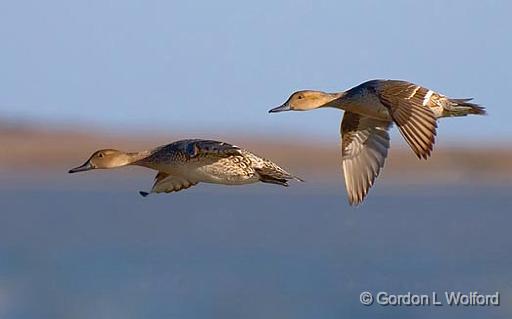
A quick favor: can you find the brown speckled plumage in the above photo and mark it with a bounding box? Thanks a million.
[69,139,301,197]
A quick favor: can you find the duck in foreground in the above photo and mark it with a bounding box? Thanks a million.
[69,139,302,196]
[269,79,486,205]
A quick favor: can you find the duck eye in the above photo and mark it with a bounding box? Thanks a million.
[98,153,104,158]
[297,95,303,100]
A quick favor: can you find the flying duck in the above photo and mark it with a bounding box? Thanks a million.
[269,79,486,205]
[69,139,302,196]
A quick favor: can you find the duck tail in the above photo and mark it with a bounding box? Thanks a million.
[447,98,487,116]
[256,171,289,187]
[254,165,304,187]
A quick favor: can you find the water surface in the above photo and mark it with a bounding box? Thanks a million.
[0,179,510,319]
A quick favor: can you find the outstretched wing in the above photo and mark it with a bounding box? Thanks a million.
[376,80,437,159]
[341,111,392,205]
[139,172,198,197]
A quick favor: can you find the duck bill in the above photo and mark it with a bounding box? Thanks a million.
[68,161,94,174]
[268,103,291,113]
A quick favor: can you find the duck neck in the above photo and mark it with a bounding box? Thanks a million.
[125,150,152,167]
[322,92,346,108]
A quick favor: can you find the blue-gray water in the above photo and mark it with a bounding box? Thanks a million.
[0,178,510,318]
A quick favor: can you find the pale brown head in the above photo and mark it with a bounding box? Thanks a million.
[68,149,133,173]
[269,90,340,113]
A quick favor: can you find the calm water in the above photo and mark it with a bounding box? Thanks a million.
[0,177,510,319]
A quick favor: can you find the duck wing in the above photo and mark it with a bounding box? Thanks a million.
[375,80,437,159]
[146,139,244,167]
[183,139,243,158]
[341,111,392,205]
[139,172,198,197]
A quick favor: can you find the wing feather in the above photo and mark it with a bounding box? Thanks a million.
[140,172,198,196]
[376,80,437,159]
[341,112,392,205]
[185,140,243,158]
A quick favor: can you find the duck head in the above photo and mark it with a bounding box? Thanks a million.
[269,90,341,113]
[68,149,133,173]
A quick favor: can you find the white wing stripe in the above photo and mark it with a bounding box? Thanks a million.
[423,90,434,106]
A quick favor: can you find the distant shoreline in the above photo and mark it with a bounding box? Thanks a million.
[1,122,511,184]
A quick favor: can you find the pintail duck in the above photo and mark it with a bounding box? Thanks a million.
[269,79,486,205]
[69,139,302,196]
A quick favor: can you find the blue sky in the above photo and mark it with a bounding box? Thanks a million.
[1,0,510,143]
